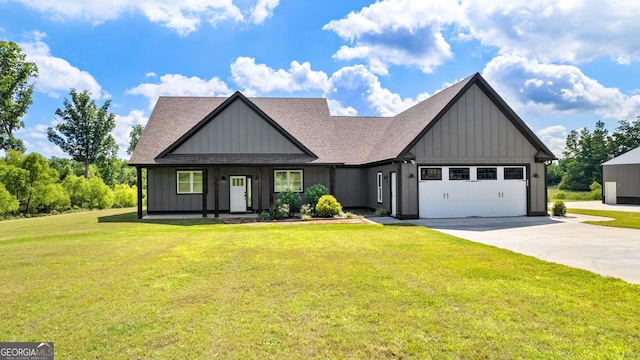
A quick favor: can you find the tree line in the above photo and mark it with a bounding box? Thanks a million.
[0,41,143,218]
[548,119,640,191]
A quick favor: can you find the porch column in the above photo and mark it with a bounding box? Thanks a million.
[330,166,336,195]
[258,168,263,213]
[136,166,143,219]
[214,168,220,218]
[202,168,208,218]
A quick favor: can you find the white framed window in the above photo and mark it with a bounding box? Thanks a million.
[377,172,383,203]
[274,170,303,192]
[177,171,203,194]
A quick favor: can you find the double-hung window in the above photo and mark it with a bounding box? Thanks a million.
[177,171,203,194]
[376,172,383,203]
[274,170,303,192]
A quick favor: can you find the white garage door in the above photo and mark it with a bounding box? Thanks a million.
[418,166,527,218]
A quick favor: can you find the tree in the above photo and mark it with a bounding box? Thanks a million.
[0,41,38,152]
[127,124,144,155]
[608,118,640,157]
[47,89,116,178]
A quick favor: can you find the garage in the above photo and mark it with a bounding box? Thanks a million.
[418,166,527,218]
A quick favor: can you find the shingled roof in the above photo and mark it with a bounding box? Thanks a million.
[129,73,555,166]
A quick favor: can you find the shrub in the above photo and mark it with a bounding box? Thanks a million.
[258,211,270,221]
[276,189,301,216]
[552,200,566,216]
[315,195,342,217]
[32,183,70,213]
[345,212,355,219]
[113,184,137,208]
[62,175,89,208]
[300,214,312,221]
[304,184,328,212]
[86,177,114,209]
[375,208,388,217]
[269,200,289,220]
[300,204,312,216]
[555,191,566,199]
[590,181,602,200]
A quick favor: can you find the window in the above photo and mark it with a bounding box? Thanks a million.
[177,171,203,194]
[477,167,497,180]
[449,168,470,180]
[274,170,303,192]
[504,167,524,180]
[376,172,383,203]
[420,168,442,180]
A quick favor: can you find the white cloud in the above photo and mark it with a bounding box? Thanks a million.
[9,0,280,36]
[537,125,567,158]
[250,0,279,24]
[126,73,232,109]
[112,110,148,158]
[19,32,106,99]
[483,54,640,119]
[323,0,459,74]
[230,57,329,95]
[460,0,640,64]
[326,99,358,116]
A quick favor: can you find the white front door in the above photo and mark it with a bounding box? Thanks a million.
[605,182,617,205]
[390,172,397,217]
[230,176,247,212]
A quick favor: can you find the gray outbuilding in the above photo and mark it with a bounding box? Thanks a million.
[602,147,640,205]
[129,73,556,219]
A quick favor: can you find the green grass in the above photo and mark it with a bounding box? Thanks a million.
[1,209,639,358]
[567,208,640,229]
[548,185,599,202]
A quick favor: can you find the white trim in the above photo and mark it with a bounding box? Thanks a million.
[176,170,203,194]
[376,172,383,203]
[274,170,303,192]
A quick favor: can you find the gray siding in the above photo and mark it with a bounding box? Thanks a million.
[364,165,395,211]
[529,163,547,215]
[401,163,419,216]
[173,100,303,155]
[147,168,205,212]
[411,84,537,164]
[604,164,640,198]
[335,168,366,207]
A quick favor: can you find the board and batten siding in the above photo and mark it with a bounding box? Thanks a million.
[410,84,537,164]
[335,168,366,207]
[148,168,208,212]
[172,100,304,155]
[604,164,640,198]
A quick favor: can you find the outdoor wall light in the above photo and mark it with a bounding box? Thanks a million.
[409,173,415,178]
[221,176,227,181]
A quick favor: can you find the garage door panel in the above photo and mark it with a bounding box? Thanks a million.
[419,166,527,218]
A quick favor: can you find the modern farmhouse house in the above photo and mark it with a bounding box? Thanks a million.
[129,73,556,219]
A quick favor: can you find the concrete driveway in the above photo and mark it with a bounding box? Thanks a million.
[374,202,640,284]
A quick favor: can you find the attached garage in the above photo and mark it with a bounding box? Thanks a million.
[418,166,527,218]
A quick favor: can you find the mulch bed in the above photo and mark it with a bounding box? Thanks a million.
[220,208,380,225]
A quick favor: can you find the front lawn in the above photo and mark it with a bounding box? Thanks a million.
[567,208,640,229]
[1,209,639,358]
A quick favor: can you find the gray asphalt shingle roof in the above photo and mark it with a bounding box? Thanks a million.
[129,73,555,166]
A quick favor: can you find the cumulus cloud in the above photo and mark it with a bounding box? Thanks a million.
[250,0,279,24]
[461,0,640,64]
[19,32,106,99]
[482,54,640,119]
[230,57,329,95]
[230,58,421,116]
[537,125,567,157]
[323,0,459,74]
[127,73,232,109]
[112,110,148,157]
[8,0,279,36]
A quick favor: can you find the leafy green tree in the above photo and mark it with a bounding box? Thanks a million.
[62,174,89,208]
[113,184,137,208]
[0,41,38,152]
[0,182,19,216]
[86,177,114,209]
[127,124,144,155]
[48,157,74,181]
[608,118,640,157]
[546,162,563,186]
[47,89,117,178]
[559,122,612,191]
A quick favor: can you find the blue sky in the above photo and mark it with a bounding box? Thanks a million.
[2,0,640,159]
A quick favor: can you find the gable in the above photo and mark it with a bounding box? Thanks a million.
[170,97,305,155]
[410,84,538,163]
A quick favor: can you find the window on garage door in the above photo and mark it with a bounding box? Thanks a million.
[504,167,524,180]
[420,168,442,180]
[449,168,469,180]
[477,167,497,180]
